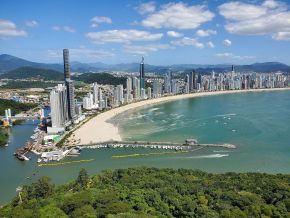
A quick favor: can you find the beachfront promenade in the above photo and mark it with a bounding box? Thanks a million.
[68,87,290,146]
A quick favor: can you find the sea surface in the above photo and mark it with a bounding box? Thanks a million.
[0,90,290,205]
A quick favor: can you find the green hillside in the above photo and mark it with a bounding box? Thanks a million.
[0,67,63,81]
[0,99,36,116]
[1,167,289,217]
[73,72,126,86]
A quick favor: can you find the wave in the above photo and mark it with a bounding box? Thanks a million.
[213,150,233,153]
[215,113,237,117]
[149,107,160,112]
[186,154,229,159]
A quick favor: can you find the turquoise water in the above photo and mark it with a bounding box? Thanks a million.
[1,90,290,205]
[114,90,290,173]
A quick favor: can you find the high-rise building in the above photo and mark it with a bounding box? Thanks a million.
[50,84,69,128]
[63,49,70,80]
[153,80,162,98]
[147,87,152,99]
[126,77,132,95]
[133,77,140,99]
[92,83,98,106]
[63,49,76,121]
[65,79,76,120]
[164,72,172,93]
[140,56,145,90]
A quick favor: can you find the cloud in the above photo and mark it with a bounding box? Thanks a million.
[90,16,112,27]
[141,2,214,29]
[52,25,76,33]
[123,43,173,55]
[223,39,232,46]
[196,29,216,37]
[137,2,156,14]
[167,31,183,38]
[171,37,204,48]
[86,29,163,43]
[218,0,290,40]
[207,41,215,48]
[0,19,27,37]
[47,47,115,60]
[272,32,290,40]
[215,53,254,60]
[63,26,76,33]
[25,20,38,27]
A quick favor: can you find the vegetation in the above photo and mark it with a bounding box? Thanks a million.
[73,73,126,86]
[0,67,63,80]
[0,99,37,116]
[0,130,8,146]
[1,81,58,89]
[1,167,289,217]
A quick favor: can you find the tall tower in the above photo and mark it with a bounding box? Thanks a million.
[63,49,70,80]
[140,56,145,90]
[63,49,75,121]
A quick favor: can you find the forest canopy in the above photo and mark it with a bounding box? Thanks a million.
[0,167,289,217]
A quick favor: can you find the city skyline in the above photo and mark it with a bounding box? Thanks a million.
[1,0,290,65]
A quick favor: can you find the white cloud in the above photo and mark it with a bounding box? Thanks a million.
[171,37,204,48]
[207,41,215,48]
[218,0,290,40]
[123,43,173,55]
[48,47,115,60]
[223,39,232,46]
[0,19,27,37]
[219,2,267,21]
[25,20,38,27]
[215,53,254,60]
[137,2,156,14]
[167,31,183,38]
[90,16,112,27]
[196,29,216,37]
[141,2,214,29]
[52,25,76,33]
[86,29,163,43]
[63,26,76,33]
[52,26,61,31]
[272,32,290,40]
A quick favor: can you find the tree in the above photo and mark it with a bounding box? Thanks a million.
[76,168,90,189]
[32,176,54,199]
[38,205,68,218]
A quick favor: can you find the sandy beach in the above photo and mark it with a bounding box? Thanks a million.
[70,88,290,145]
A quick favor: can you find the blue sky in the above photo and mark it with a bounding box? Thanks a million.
[1,0,290,65]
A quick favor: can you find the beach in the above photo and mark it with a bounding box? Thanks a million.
[70,88,290,145]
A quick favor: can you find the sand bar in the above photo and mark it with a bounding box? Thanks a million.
[70,88,290,145]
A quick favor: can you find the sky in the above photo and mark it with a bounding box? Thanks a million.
[1,0,290,65]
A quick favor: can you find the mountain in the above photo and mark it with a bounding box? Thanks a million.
[0,54,289,74]
[0,66,63,80]
[0,54,63,73]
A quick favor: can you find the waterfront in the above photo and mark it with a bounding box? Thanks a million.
[1,90,290,205]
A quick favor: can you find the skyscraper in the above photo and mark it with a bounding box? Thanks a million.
[50,84,69,128]
[63,49,70,80]
[92,82,98,106]
[140,56,145,90]
[63,49,76,120]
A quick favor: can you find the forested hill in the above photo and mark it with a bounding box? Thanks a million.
[0,67,63,81]
[73,73,126,86]
[1,167,289,217]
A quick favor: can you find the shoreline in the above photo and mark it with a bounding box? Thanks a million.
[70,87,290,145]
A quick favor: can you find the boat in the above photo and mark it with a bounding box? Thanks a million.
[37,158,42,163]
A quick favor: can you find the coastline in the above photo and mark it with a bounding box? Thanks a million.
[70,87,290,145]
